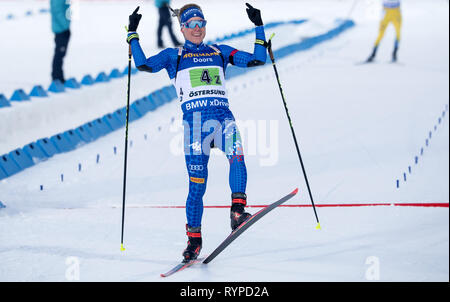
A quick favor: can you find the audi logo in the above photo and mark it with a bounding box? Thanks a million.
[189,165,204,171]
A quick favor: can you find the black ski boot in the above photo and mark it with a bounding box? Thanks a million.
[392,46,398,62]
[366,46,378,63]
[230,192,252,231]
[182,225,202,263]
[392,40,399,62]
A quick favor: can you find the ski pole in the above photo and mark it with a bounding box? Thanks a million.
[267,33,321,230]
[121,29,133,251]
[345,0,358,20]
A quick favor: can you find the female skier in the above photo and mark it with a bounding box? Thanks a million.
[126,3,268,262]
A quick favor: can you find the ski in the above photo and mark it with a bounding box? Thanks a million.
[160,257,205,278]
[355,60,404,66]
[355,60,373,65]
[202,188,299,264]
[160,188,298,277]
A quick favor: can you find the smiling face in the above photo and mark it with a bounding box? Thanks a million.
[181,16,206,45]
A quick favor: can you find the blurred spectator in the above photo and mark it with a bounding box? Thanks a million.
[50,0,71,83]
[155,0,181,48]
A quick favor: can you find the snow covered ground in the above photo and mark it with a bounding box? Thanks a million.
[0,0,448,282]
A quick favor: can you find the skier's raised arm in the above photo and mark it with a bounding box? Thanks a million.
[126,7,178,75]
[217,3,267,68]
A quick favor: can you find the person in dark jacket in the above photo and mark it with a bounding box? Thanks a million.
[50,0,71,83]
[155,0,181,48]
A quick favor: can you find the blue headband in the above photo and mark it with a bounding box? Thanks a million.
[180,7,204,24]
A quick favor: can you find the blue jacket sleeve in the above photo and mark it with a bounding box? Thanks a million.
[217,25,267,68]
[129,37,178,79]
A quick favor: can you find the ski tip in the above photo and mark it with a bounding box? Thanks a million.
[291,188,299,195]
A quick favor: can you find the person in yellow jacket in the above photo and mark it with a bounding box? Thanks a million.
[366,0,402,62]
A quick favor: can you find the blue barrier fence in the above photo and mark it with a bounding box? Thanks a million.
[0,84,177,179]
[3,7,49,22]
[0,20,354,180]
[23,142,47,162]
[0,94,10,108]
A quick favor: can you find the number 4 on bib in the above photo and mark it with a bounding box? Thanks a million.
[201,69,212,84]
[190,68,222,87]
